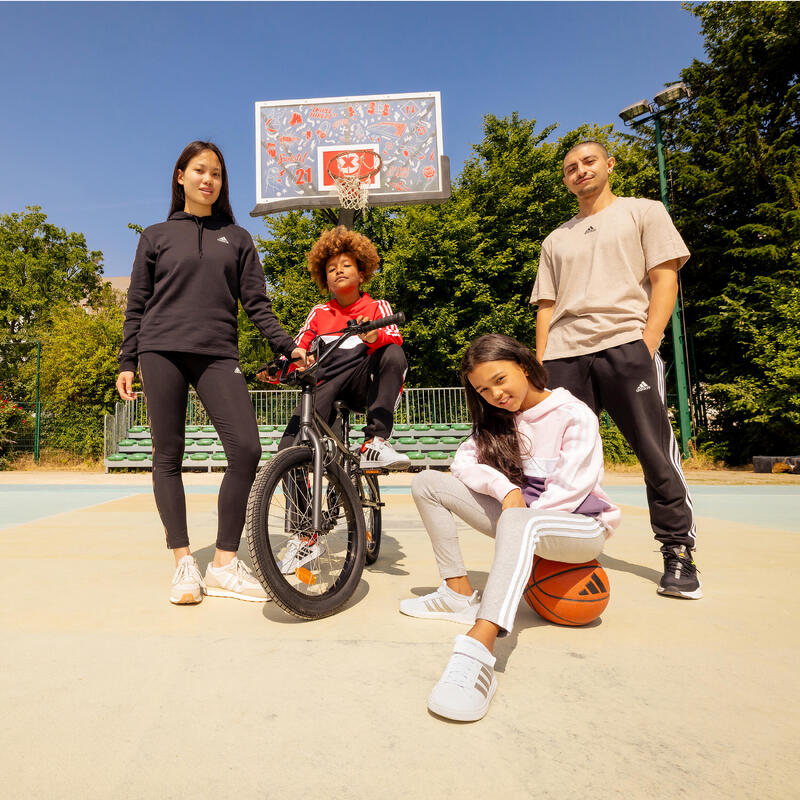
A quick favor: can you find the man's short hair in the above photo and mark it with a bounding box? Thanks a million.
[563,140,610,162]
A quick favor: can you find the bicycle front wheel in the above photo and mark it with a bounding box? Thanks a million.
[246,446,365,619]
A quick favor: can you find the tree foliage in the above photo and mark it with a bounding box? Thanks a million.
[23,285,126,457]
[0,206,104,341]
[668,0,800,460]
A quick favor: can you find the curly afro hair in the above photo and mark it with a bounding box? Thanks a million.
[307,226,381,291]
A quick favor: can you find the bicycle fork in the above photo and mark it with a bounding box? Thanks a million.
[298,388,325,535]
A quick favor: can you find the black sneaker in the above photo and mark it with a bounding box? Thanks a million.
[658,545,703,599]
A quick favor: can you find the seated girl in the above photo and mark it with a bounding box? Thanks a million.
[400,334,620,722]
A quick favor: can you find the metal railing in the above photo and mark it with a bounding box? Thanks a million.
[103,387,470,459]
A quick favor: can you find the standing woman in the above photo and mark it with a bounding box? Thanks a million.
[116,141,305,605]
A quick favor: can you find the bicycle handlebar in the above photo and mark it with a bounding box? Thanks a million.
[259,311,406,385]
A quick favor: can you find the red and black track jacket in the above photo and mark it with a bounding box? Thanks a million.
[294,293,403,382]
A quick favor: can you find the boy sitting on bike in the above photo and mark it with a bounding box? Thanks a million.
[266,225,410,473]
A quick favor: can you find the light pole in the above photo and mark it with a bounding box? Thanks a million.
[619,82,693,459]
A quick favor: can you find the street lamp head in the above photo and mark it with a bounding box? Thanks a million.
[618,99,652,125]
[653,82,691,108]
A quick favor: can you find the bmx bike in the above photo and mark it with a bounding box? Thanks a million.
[245,312,405,619]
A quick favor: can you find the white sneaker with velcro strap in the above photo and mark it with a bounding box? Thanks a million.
[399,581,480,624]
[359,437,411,470]
[428,634,498,722]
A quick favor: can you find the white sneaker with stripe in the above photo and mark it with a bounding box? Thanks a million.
[359,437,411,470]
[399,581,480,624]
[203,557,269,602]
[428,634,498,722]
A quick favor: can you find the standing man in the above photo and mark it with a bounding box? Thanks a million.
[531,141,701,599]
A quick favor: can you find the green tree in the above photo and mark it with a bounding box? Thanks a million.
[669,0,800,461]
[0,207,104,396]
[27,285,125,457]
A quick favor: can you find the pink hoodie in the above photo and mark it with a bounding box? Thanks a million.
[450,387,621,534]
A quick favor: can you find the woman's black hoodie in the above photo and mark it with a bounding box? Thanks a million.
[118,212,295,372]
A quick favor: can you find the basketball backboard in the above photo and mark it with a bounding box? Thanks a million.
[251,91,450,217]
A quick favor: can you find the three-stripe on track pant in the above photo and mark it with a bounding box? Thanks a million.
[411,470,607,637]
[544,338,696,549]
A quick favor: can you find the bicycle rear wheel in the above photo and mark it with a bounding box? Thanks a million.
[360,473,383,565]
[246,446,365,619]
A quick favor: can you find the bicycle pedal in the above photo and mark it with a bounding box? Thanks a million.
[362,468,389,475]
[295,567,316,586]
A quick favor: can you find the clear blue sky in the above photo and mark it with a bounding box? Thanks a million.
[0,1,705,277]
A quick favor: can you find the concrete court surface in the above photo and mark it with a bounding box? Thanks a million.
[1,471,799,799]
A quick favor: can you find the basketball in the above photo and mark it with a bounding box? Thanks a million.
[524,556,610,626]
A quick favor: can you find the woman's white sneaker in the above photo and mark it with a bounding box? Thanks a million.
[399,581,480,624]
[169,555,204,605]
[427,634,497,722]
[204,557,270,602]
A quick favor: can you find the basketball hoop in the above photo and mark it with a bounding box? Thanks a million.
[326,150,383,211]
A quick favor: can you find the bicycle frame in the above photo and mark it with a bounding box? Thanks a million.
[276,311,403,536]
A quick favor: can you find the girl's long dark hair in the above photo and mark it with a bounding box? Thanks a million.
[460,334,548,485]
[168,141,235,223]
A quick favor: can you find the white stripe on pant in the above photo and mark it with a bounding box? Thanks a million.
[411,470,607,637]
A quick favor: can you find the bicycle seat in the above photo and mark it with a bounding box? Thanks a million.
[333,400,352,417]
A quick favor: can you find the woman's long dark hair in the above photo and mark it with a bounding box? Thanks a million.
[168,141,235,223]
[460,334,548,485]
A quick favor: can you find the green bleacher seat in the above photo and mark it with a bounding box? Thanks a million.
[259,452,272,461]
[129,426,148,434]
[411,424,431,433]
[431,424,451,432]
[137,439,153,447]
[452,423,471,432]
[118,439,136,448]
[212,453,227,461]
[185,426,200,434]
[258,425,275,432]
[201,426,216,433]
[128,453,148,462]
[407,451,426,461]
[394,424,411,432]
[195,439,214,447]
[427,451,449,461]
[107,454,126,462]
[419,436,439,451]
[190,453,209,461]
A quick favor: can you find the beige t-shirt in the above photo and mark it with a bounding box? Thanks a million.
[531,197,690,359]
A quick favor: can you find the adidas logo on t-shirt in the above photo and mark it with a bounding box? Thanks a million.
[635,381,650,392]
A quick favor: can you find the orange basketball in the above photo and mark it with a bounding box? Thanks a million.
[524,556,610,626]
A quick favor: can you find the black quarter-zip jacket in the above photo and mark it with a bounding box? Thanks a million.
[118,212,295,372]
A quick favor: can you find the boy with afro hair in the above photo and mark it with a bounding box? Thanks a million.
[276,226,409,474]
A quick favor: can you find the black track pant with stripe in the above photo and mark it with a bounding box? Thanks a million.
[544,338,696,549]
[279,344,407,450]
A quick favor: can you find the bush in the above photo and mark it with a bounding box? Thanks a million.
[599,414,638,465]
[0,387,31,467]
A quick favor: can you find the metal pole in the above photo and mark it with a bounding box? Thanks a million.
[34,341,41,464]
[653,116,692,458]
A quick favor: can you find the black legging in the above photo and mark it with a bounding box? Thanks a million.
[139,351,261,551]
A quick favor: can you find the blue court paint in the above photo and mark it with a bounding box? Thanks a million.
[1,483,797,532]
[605,485,799,533]
[0,485,208,530]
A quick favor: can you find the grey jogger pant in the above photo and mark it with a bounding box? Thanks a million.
[411,470,607,636]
